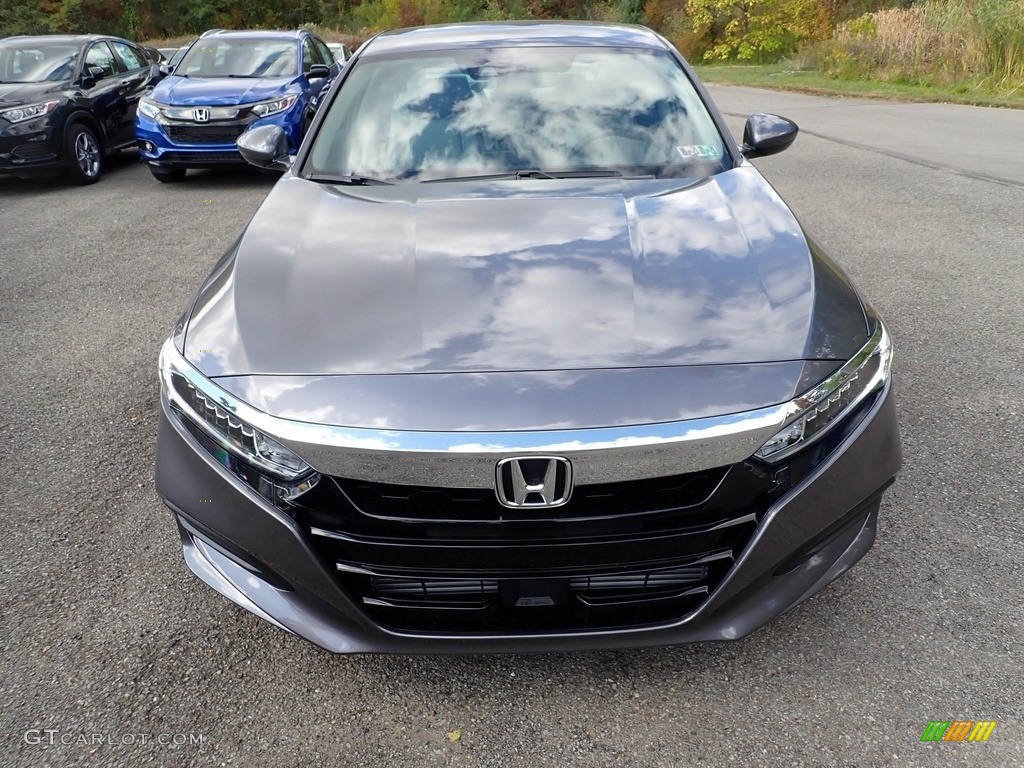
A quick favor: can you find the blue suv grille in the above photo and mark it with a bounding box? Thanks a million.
[166,124,247,145]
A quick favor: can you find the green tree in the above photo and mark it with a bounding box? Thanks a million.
[688,0,830,61]
[0,0,48,36]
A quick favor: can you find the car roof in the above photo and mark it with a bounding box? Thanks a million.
[365,21,670,55]
[0,34,121,45]
[198,29,306,41]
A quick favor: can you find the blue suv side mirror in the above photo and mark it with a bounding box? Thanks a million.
[307,64,330,81]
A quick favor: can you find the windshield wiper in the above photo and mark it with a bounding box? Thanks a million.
[307,173,395,186]
[423,169,653,183]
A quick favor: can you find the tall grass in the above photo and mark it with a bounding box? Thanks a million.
[797,0,1024,92]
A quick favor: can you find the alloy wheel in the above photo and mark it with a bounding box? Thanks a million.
[75,131,100,178]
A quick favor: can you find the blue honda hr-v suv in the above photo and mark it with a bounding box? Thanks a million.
[135,29,339,182]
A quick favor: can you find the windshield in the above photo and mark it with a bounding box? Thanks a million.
[169,46,190,67]
[177,38,296,78]
[0,43,79,83]
[308,47,727,182]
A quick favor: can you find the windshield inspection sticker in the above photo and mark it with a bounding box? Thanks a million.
[676,144,719,160]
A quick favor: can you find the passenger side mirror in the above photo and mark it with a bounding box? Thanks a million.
[307,64,330,80]
[159,63,173,77]
[741,113,799,158]
[237,125,292,171]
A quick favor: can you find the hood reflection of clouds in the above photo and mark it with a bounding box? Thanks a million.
[185,166,820,377]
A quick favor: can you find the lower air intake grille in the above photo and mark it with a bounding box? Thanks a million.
[166,124,246,144]
[370,576,499,608]
[334,551,736,633]
[156,150,243,165]
[11,144,56,161]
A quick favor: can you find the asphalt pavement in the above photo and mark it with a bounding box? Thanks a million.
[1,87,1022,767]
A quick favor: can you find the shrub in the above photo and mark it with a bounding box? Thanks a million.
[800,0,1024,90]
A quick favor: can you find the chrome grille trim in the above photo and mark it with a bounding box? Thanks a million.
[161,104,244,120]
[312,514,756,548]
[161,339,789,486]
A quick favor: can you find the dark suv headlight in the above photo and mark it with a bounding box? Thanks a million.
[159,339,318,506]
[0,100,60,123]
[754,322,893,463]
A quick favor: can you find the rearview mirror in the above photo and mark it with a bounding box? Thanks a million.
[741,113,799,158]
[237,125,292,171]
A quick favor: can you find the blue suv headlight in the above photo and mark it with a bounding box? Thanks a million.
[138,97,162,120]
[251,95,298,117]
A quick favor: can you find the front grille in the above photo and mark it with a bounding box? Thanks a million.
[293,460,786,635]
[165,123,247,145]
[338,468,727,523]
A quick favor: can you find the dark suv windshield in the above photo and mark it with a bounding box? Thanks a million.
[308,47,727,182]
[0,43,79,83]
[177,38,296,78]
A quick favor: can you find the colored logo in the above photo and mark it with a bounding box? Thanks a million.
[921,721,997,742]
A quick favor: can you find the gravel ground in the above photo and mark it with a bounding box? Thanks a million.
[1,87,1021,767]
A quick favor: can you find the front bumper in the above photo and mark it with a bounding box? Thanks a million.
[0,115,64,177]
[136,107,301,168]
[155,377,901,654]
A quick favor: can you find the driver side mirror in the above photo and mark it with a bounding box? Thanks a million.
[81,65,105,88]
[307,64,330,80]
[741,113,799,158]
[237,125,292,171]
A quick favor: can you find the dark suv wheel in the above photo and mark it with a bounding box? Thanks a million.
[150,165,187,183]
[65,123,102,185]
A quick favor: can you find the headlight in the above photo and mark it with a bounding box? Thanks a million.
[159,339,318,505]
[138,97,162,120]
[1,100,60,123]
[754,322,892,462]
[250,95,298,117]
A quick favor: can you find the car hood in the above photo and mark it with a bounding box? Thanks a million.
[184,166,868,386]
[0,80,69,105]
[154,75,294,106]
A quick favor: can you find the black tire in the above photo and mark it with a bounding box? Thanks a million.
[150,165,186,183]
[64,123,103,185]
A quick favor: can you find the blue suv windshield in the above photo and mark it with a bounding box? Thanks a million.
[177,38,296,78]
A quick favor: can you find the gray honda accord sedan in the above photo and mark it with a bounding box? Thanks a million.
[155,22,901,653]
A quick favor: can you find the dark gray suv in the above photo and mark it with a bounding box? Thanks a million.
[155,22,901,654]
